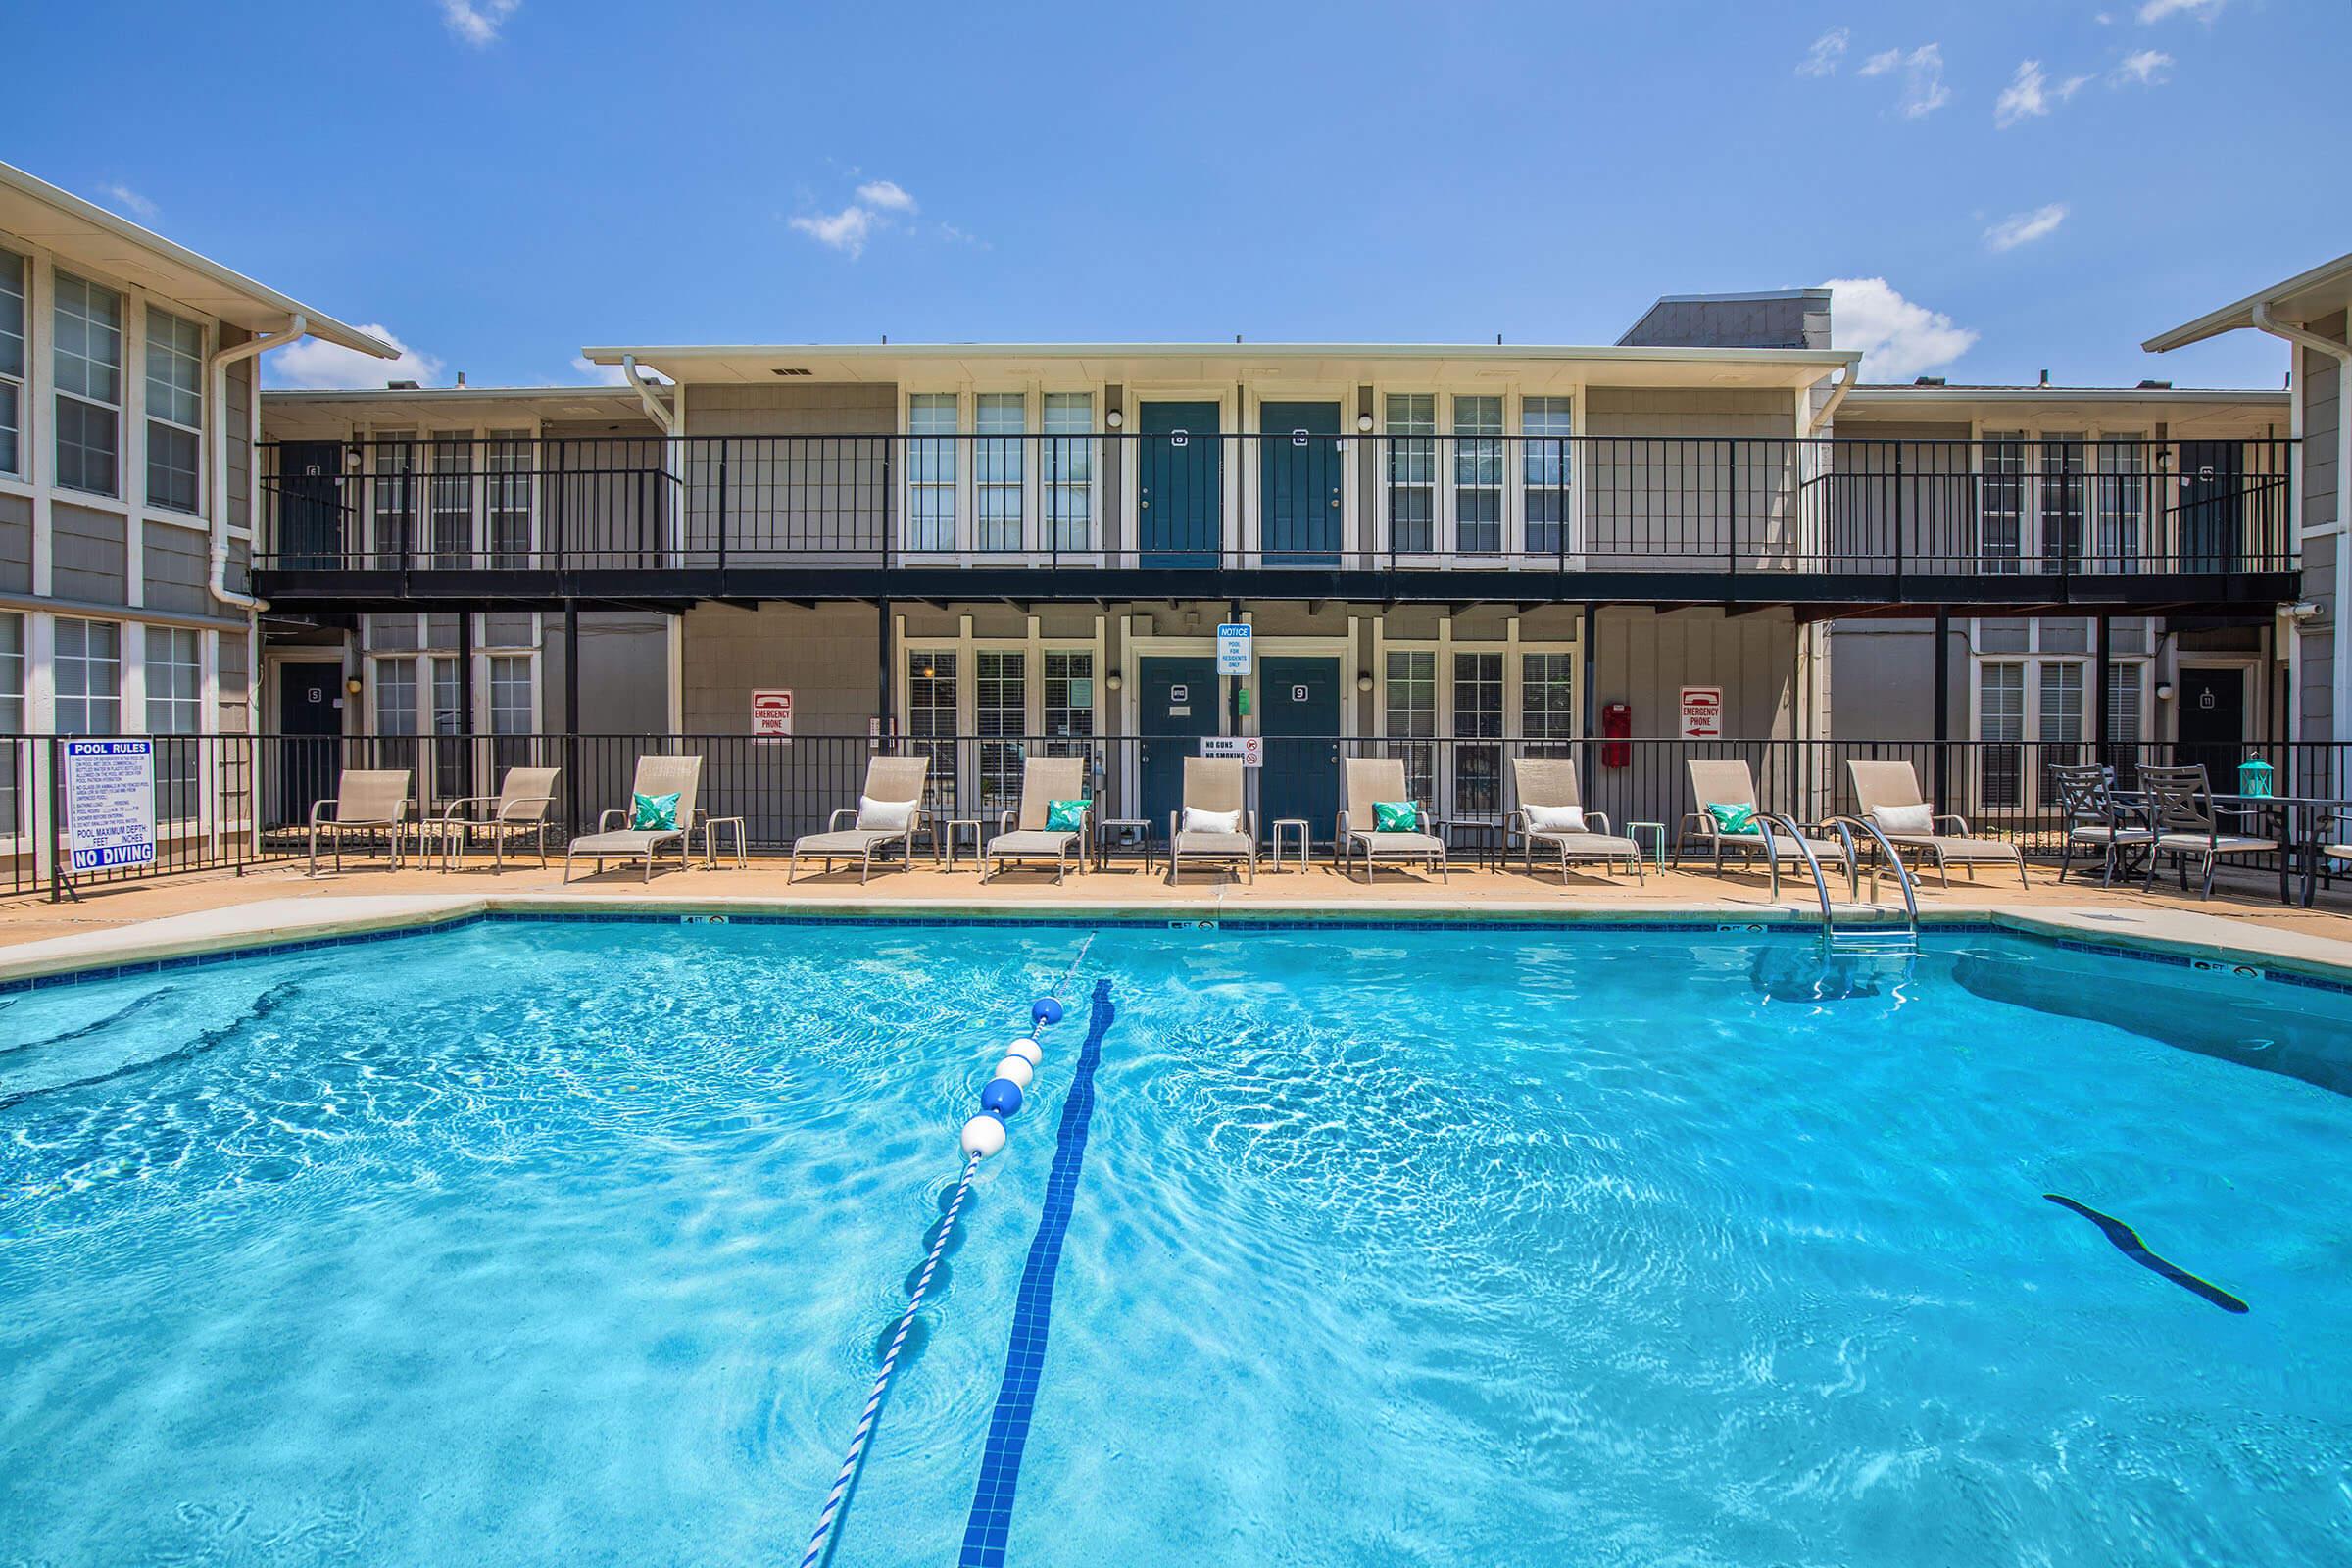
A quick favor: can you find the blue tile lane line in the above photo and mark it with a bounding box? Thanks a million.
[957,976,1117,1568]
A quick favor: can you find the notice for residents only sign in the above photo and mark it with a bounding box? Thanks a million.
[63,739,157,873]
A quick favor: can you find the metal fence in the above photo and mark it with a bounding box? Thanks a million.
[8,731,2349,899]
[257,434,2298,579]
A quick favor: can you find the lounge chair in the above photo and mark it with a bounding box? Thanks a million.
[2049,762,2154,888]
[981,756,1091,884]
[1336,756,1447,883]
[1846,760,2027,888]
[787,755,930,884]
[1168,757,1256,883]
[1678,758,1851,891]
[434,765,560,872]
[1507,756,1642,883]
[2140,763,2273,900]
[563,754,704,883]
[307,768,412,875]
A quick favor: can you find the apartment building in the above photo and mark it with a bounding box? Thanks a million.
[0,160,389,850]
[248,289,2300,841]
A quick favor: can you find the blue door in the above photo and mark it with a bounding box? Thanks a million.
[1139,656,1220,835]
[1259,401,1344,566]
[1139,402,1221,568]
[1259,657,1342,841]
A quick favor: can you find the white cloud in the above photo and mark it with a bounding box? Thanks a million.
[98,182,158,220]
[441,0,519,47]
[2137,0,2226,21]
[571,356,630,386]
[854,179,917,214]
[270,325,443,390]
[789,205,875,258]
[1796,28,1849,77]
[1984,203,2070,252]
[1859,44,1950,117]
[1994,60,2090,127]
[2114,48,2173,85]
[1823,278,1979,382]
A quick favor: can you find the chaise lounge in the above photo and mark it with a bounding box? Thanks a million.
[1845,760,2027,888]
[981,755,1091,883]
[1168,756,1255,883]
[1335,756,1447,883]
[787,754,931,884]
[1680,758,1852,893]
[563,754,704,883]
[1508,756,1643,883]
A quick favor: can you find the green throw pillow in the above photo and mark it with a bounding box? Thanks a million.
[1374,801,1419,832]
[1046,798,1090,833]
[632,790,681,831]
[1704,802,1756,835]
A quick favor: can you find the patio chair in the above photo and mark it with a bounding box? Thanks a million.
[307,768,413,875]
[786,754,931,884]
[1845,760,2027,888]
[2140,762,2273,900]
[1168,757,1255,883]
[1336,756,1447,883]
[434,765,560,872]
[563,754,704,884]
[1678,758,1851,887]
[2049,762,2154,888]
[981,756,1091,884]
[1507,756,1642,883]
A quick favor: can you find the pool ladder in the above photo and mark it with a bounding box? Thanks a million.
[1758,813,1921,956]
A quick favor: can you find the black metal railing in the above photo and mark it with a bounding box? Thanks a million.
[9,731,2348,900]
[256,435,2298,581]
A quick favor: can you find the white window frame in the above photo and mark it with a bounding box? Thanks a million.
[0,244,24,480]
[143,305,205,514]
[1369,614,1582,819]
[51,269,123,500]
[1374,382,1583,568]
[1966,618,2153,814]
[900,387,1103,565]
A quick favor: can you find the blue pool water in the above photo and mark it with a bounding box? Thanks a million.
[2,918,2348,1566]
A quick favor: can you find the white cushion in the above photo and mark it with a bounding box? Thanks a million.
[856,795,916,832]
[1873,802,1936,835]
[1524,803,1586,833]
[1184,807,1242,835]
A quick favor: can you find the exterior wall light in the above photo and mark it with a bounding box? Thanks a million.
[1104,408,1124,430]
[1356,671,1374,692]
[344,675,365,697]
[2155,681,2176,702]
[1104,671,1123,692]
[1355,413,1375,433]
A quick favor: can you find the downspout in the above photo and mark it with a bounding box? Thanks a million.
[2252,302,2352,769]
[206,314,306,612]
[620,354,676,434]
[1808,356,1860,434]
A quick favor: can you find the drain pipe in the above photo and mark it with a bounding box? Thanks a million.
[206,314,307,612]
[620,354,676,435]
[2252,302,2352,778]
[1809,357,1860,435]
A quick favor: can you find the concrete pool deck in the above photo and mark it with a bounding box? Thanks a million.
[6,852,2352,986]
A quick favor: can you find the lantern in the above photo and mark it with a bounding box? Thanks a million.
[2237,756,2275,799]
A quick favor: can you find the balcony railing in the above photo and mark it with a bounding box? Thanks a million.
[258,435,2298,581]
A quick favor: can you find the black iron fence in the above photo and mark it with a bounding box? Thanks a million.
[8,731,2349,899]
[257,435,2297,580]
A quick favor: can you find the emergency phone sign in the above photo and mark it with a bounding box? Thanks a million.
[1679,686,1724,740]
[752,689,794,742]
[63,739,157,872]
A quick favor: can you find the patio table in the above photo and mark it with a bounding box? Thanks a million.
[2119,788,2352,906]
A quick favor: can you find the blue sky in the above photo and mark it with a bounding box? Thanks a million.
[5,1,2343,393]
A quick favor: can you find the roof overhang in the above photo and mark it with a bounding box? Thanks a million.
[577,341,1858,391]
[0,160,393,358]
[260,384,646,438]
[2143,251,2352,353]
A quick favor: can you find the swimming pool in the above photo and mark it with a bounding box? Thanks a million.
[2,916,2346,1565]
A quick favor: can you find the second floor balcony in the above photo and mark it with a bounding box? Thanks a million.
[255,432,2300,607]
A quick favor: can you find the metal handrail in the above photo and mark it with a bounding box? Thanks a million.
[1830,814,1922,934]
[1759,812,1836,927]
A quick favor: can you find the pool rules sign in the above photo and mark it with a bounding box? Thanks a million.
[63,739,157,872]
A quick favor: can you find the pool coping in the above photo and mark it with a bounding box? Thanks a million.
[6,888,2352,995]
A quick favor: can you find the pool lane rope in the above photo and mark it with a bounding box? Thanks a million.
[797,935,1096,1568]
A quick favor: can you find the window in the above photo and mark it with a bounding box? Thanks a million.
[1043,393,1094,552]
[907,394,958,551]
[975,393,1024,554]
[906,649,959,814]
[487,430,533,564]
[1979,662,2025,811]
[373,658,418,775]
[371,434,417,566]
[2105,661,2145,788]
[1453,650,1504,815]
[490,654,532,773]
[0,248,24,475]
[431,655,465,802]
[1385,394,1436,554]
[145,626,201,821]
[53,272,122,496]
[1043,650,1095,745]
[2038,662,2085,805]
[429,431,474,566]
[976,649,1026,816]
[145,307,204,513]
[2094,437,2146,572]
[2038,434,2085,567]
[53,617,122,734]
[1522,652,1576,749]
[1452,396,1503,554]
[1384,649,1438,806]
[1524,397,1573,557]
[0,613,23,833]
[1981,433,2025,566]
